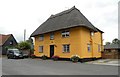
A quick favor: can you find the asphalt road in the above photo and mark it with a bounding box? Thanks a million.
[2,57,119,75]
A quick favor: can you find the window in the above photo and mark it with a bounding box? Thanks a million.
[50,32,54,40]
[98,44,101,52]
[90,31,94,36]
[63,44,70,52]
[40,34,44,40]
[39,46,43,53]
[87,44,91,52]
[9,41,13,45]
[62,30,70,37]
[8,50,13,53]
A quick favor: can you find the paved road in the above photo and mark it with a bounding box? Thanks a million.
[2,57,119,75]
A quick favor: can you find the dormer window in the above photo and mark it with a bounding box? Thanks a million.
[62,30,70,37]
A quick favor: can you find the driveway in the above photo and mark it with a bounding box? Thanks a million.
[2,57,119,75]
[85,59,120,66]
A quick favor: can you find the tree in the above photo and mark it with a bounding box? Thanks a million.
[17,41,31,50]
[112,38,120,44]
[26,37,34,54]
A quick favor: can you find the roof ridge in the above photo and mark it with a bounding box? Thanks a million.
[49,6,76,19]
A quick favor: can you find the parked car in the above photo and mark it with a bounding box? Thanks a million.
[20,50,30,58]
[7,49,24,59]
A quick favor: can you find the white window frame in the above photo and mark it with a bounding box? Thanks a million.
[62,44,70,53]
[62,30,70,38]
[50,32,54,40]
[39,46,43,53]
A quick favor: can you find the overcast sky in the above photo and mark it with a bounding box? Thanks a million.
[0,0,119,44]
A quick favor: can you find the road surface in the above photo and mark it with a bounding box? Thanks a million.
[2,57,119,75]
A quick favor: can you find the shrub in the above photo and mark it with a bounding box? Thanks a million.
[17,41,31,50]
[70,55,80,63]
[30,54,36,59]
[5,46,17,49]
[41,55,47,60]
[52,55,59,61]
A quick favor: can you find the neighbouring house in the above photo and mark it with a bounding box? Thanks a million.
[102,44,120,59]
[31,6,104,59]
[0,34,17,55]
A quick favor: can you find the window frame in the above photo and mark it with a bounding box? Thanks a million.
[9,41,13,45]
[40,34,44,41]
[61,30,70,38]
[62,44,70,53]
[87,44,91,52]
[39,46,43,53]
[50,32,54,40]
[90,31,94,36]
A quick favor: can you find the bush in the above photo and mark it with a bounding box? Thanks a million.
[70,55,80,62]
[5,46,17,49]
[41,55,47,60]
[30,54,36,59]
[17,41,31,50]
[52,55,59,61]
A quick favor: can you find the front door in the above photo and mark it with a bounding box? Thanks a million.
[50,45,54,58]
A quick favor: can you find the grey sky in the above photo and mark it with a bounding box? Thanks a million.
[0,0,119,44]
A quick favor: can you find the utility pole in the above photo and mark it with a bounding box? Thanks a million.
[24,29,26,41]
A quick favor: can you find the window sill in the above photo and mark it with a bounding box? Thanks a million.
[62,37,70,38]
[88,51,91,52]
[39,52,43,53]
[50,39,54,40]
[39,40,44,41]
[62,52,70,53]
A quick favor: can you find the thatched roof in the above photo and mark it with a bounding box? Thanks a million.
[31,6,103,37]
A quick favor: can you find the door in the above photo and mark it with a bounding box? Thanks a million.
[50,45,54,58]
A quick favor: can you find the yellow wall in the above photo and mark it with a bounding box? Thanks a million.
[34,27,103,59]
[92,32,103,58]
[79,27,103,58]
[80,27,92,58]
